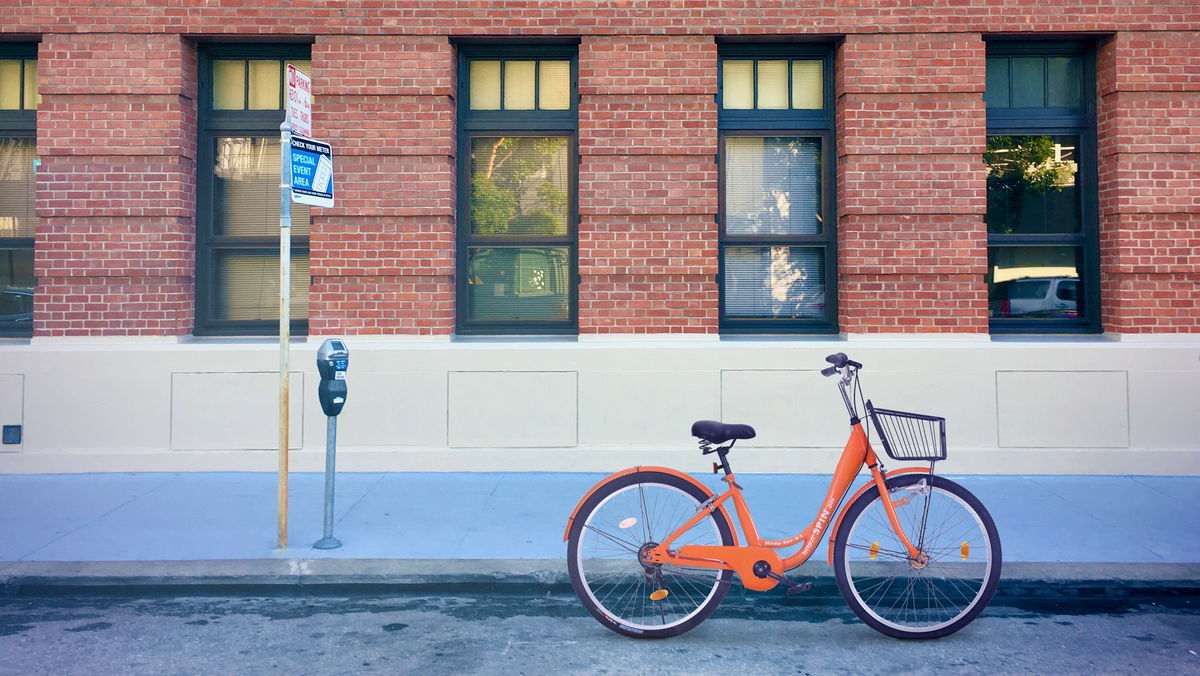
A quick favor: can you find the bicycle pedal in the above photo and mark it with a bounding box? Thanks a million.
[765,570,811,596]
[785,582,812,596]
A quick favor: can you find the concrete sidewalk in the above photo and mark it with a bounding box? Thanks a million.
[1,472,1198,589]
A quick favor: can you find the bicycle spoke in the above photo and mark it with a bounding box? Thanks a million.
[572,478,732,634]
[841,481,997,635]
[581,523,641,553]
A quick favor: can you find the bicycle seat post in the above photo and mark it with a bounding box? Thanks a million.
[712,442,733,476]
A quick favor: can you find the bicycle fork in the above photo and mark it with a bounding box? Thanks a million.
[867,456,927,566]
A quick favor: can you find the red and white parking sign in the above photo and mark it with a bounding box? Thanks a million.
[286,64,312,138]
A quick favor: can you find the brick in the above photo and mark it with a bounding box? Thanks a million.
[308,276,455,336]
[838,214,987,277]
[35,276,193,337]
[579,36,717,96]
[310,216,455,278]
[319,155,455,217]
[838,154,987,215]
[1098,91,1200,157]
[837,94,986,156]
[579,155,717,216]
[580,215,717,277]
[838,34,986,95]
[316,97,456,156]
[1098,153,1200,215]
[313,35,455,97]
[30,34,198,337]
[10,3,1196,37]
[580,95,717,156]
[580,276,718,334]
[839,274,988,334]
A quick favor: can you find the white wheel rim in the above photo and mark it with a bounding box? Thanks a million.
[576,482,726,632]
[842,485,994,633]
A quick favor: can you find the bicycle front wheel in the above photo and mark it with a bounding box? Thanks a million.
[567,471,734,638]
[834,474,1002,639]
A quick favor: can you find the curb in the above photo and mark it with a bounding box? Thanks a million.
[3,560,1199,598]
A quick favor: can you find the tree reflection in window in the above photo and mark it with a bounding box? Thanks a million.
[725,137,821,236]
[725,246,824,319]
[985,135,1078,235]
[470,136,569,236]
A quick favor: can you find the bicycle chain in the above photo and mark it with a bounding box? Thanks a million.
[650,558,747,589]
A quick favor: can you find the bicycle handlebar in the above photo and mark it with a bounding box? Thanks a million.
[822,353,862,376]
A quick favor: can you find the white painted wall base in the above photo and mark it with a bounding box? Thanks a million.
[1,336,1197,475]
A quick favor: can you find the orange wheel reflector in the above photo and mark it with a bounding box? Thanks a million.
[960,542,970,560]
[869,542,880,560]
[619,517,637,529]
[650,590,669,601]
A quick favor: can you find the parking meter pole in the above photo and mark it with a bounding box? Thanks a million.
[315,339,348,550]
[314,415,341,550]
[278,120,292,549]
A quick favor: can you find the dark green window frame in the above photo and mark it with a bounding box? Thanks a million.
[0,43,39,338]
[717,45,837,334]
[457,44,579,335]
[985,41,1100,334]
[196,44,312,336]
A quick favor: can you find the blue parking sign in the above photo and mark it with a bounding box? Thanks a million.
[290,135,334,208]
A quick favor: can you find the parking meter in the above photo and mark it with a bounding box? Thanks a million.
[317,339,348,416]
[314,339,348,549]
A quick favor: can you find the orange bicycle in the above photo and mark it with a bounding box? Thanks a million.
[565,353,1001,639]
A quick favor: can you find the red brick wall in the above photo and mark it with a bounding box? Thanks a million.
[1097,31,1200,333]
[6,2,1200,37]
[578,36,718,334]
[308,36,456,335]
[836,34,988,334]
[10,4,1199,337]
[34,34,197,337]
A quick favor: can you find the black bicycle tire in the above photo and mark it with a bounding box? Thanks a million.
[567,470,734,639]
[833,474,1002,639]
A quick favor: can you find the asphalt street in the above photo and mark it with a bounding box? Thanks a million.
[0,588,1196,676]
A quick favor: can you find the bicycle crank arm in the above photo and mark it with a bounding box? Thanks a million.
[764,570,812,596]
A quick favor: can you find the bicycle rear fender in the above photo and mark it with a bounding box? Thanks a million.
[825,467,931,566]
[563,466,740,546]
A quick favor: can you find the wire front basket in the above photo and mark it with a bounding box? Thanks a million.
[865,400,947,463]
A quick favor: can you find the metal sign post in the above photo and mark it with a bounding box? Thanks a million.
[278,65,330,549]
[278,118,292,549]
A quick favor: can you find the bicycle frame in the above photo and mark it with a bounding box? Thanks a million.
[636,420,930,592]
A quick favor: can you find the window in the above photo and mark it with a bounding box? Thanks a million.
[984,43,1099,332]
[196,46,312,335]
[458,46,577,334]
[717,46,835,333]
[0,44,38,337]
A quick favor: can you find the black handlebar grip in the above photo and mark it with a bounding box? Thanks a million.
[821,366,837,377]
[825,353,848,368]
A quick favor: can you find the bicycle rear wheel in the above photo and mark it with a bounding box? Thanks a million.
[834,474,1002,639]
[567,471,734,638]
